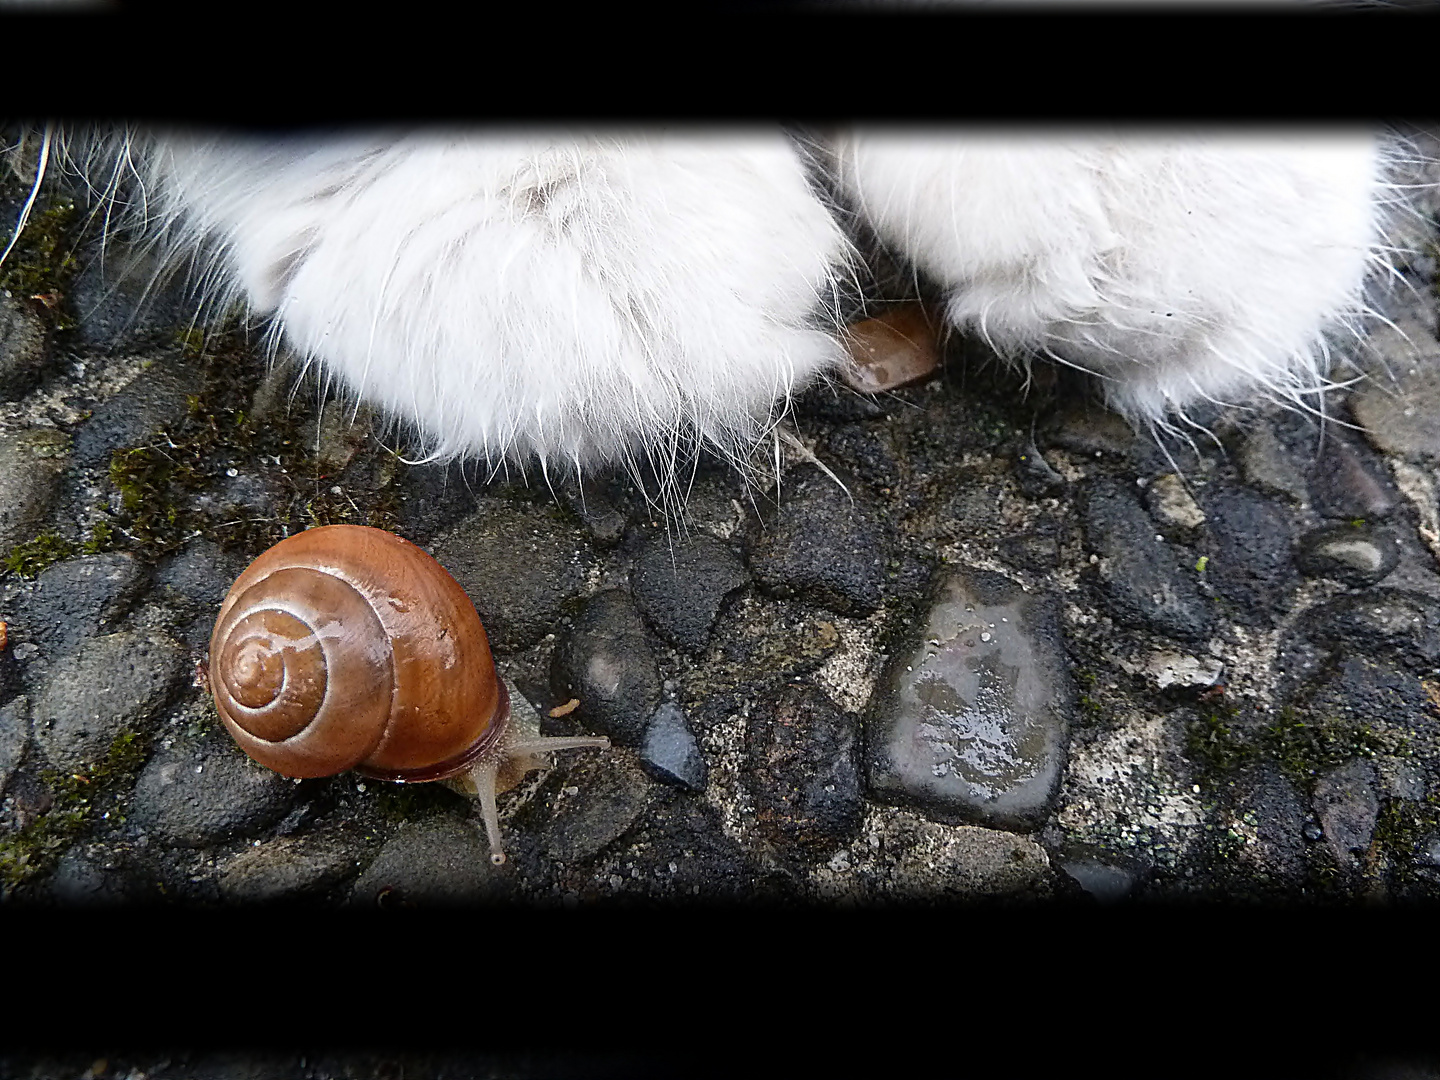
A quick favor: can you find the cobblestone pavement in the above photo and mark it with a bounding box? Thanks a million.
[5,131,1440,913]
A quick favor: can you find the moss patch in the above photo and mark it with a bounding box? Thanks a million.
[0,729,149,891]
[0,197,82,331]
[100,330,402,561]
[2,530,75,579]
[1184,701,1253,779]
[1262,709,1386,786]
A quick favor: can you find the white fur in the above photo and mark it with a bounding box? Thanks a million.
[120,130,847,477]
[837,130,1391,426]
[68,128,1402,475]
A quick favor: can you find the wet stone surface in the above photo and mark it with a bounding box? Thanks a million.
[639,702,707,791]
[632,532,748,652]
[218,828,366,904]
[129,729,301,848]
[746,682,862,854]
[0,695,29,795]
[1202,489,1298,625]
[1084,481,1213,642]
[30,631,186,771]
[7,552,147,656]
[350,817,507,906]
[0,294,48,401]
[537,749,658,865]
[1308,434,1400,522]
[1313,759,1381,868]
[1297,523,1400,587]
[550,590,661,747]
[431,499,597,653]
[749,464,891,616]
[0,427,68,552]
[4,146,1440,908]
[866,570,1072,830]
[70,351,206,469]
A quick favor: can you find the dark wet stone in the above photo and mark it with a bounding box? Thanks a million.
[220,830,365,903]
[559,471,631,546]
[153,538,249,650]
[749,464,890,616]
[1352,350,1440,462]
[1379,757,1427,801]
[549,590,661,747]
[791,380,887,424]
[1084,481,1212,641]
[632,532,748,653]
[431,499,597,653]
[1202,489,1297,624]
[296,405,374,476]
[540,748,657,864]
[1298,592,1440,671]
[1309,436,1399,521]
[1419,834,1440,868]
[746,682,861,853]
[999,524,1061,573]
[0,293,49,400]
[865,569,1073,830]
[67,245,195,351]
[1144,474,1206,544]
[1313,759,1380,866]
[45,843,151,906]
[392,459,480,539]
[1297,523,1400,587]
[1014,445,1065,498]
[0,695,27,795]
[1238,421,1310,505]
[1294,659,1435,776]
[824,424,902,491]
[1226,763,1310,884]
[130,729,300,847]
[72,352,205,468]
[350,817,506,906]
[30,631,186,771]
[0,427,69,552]
[12,552,147,656]
[1044,402,1135,459]
[639,702,707,791]
[935,479,1004,535]
[1059,858,1135,904]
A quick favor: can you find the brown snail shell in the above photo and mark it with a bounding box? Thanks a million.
[209,524,607,864]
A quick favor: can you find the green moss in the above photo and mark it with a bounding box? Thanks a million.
[2,530,75,578]
[100,331,402,562]
[1262,708,1385,785]
[81,520,115,555]
[1371,794,1440,876]
[1185,703,1253,777]
[0,198,82,330]
[0,729,150,890]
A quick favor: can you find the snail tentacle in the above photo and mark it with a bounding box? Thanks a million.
[506,735,612,756]
[465,757,508,867]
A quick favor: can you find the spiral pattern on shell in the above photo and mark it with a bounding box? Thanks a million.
[209,525,505,780]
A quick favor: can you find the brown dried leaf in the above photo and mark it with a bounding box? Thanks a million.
[841,303,942,394]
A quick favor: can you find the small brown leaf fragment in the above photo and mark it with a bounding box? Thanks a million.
[549,697,581,718]
[841,303,942,394]
[0,620,7,651]
[1424,678,1440,714]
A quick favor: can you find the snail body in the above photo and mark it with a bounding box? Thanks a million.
[209,524,607,864]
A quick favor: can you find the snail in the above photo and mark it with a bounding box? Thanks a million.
[207,524,608,865]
